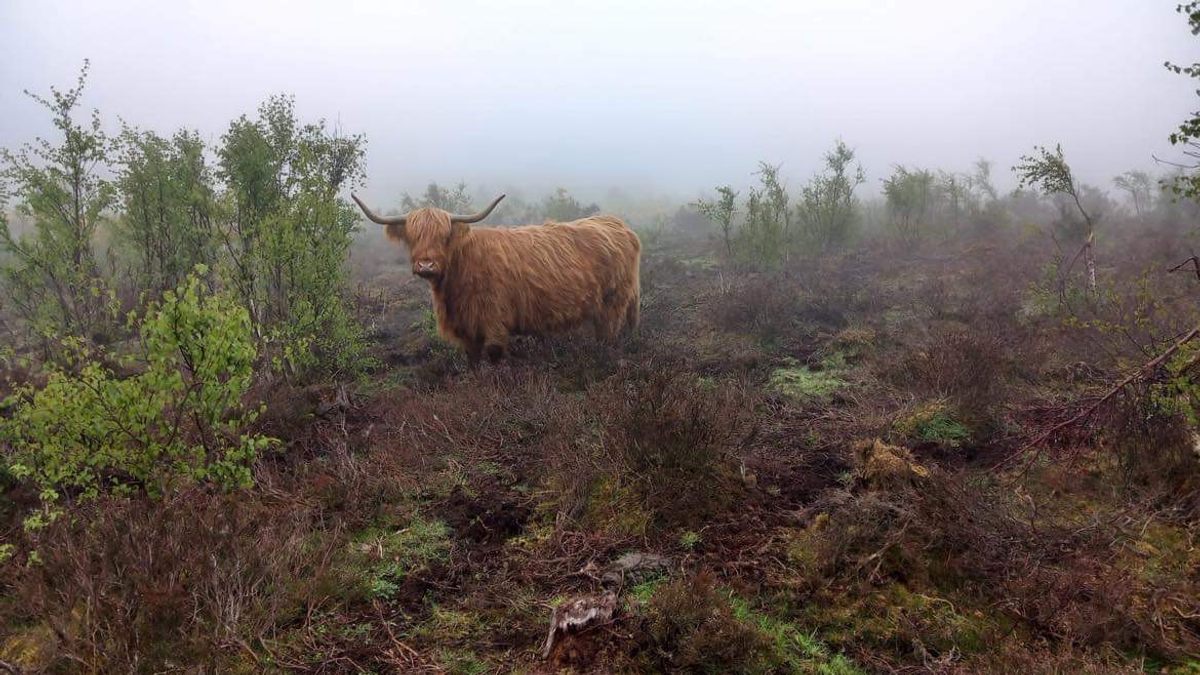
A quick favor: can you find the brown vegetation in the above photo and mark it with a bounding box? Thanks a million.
[3,209,1200,674]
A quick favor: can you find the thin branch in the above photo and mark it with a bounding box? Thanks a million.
[997,322,1200,474]
[1169,255,1200,281]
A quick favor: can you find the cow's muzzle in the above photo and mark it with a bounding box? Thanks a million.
[413,260,440,278]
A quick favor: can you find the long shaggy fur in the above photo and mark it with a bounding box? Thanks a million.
[387,208,641,365]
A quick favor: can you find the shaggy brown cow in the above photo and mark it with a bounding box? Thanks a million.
[351,192,641,366]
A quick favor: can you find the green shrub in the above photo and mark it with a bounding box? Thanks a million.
[216,93,370,377]
[0,267,272,513]
[113,124,218,298]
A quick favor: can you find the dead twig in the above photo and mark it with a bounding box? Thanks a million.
[998,321,1200,475]
[1169,255,1200,281]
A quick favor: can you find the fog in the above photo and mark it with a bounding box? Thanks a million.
[1,0,1195,205]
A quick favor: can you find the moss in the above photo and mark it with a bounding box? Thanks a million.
[854,439,930,490]
[435,648,489,674]
[643,574,862,674]
[580,475,652,537]
[346,515,452,601]
[413,605,491,643]
[804,583,995,659]
[895,400,971,447]
[832,327,877,360]
[629,577,666,607]
[1122,520,1200,588]
[769,358,848,402]
[0,623,58,671]
[680,254,719,271]
[679,529,702,550]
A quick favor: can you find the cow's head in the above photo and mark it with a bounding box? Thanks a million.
[351,193,505,280]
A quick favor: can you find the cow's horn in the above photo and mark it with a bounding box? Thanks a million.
[450,194,506,224]
[351,193,407,226]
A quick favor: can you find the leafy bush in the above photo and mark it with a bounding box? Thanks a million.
[882,166,935,242]
[0,267,272,512]
[0,60,114,340]
[216,93,370,376]
[113,124,217,297]
[693,185,739,257]
[738,162,792,268]
[540,187,600,221]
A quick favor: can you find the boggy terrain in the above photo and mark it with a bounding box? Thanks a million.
[4,216,1199,674]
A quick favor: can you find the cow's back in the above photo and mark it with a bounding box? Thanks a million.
[450,216,640,337]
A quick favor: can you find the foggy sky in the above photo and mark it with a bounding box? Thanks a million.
[1,0,1196,207]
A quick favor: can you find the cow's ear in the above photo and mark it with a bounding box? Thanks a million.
[449,221,471,240]
[385,222,407,243]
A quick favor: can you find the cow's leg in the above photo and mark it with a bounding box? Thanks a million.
[465,340,484,370]
[483,329,509,365]
[486,343,506,364]
[593,314,620,344]
[622,296,640,336]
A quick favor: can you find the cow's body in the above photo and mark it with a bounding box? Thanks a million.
[351,193,640,367]
[430,215,641,363]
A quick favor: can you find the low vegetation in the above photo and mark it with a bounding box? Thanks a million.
[3,10,1200,670]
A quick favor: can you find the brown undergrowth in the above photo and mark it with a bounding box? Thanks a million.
[2,226,1200,673]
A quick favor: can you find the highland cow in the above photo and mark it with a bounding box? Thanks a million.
[352,193,641,367]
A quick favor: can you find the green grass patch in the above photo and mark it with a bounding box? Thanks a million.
[895,400,971,447]
[347,515,451,601]
[769,357,848,403]
[730,598,865,675]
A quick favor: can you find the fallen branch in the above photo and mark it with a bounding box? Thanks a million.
[1169,255,1200,281]
[999,322,1200,473]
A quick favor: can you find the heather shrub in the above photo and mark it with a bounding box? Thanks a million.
[1,492,334,672]
[642,573,781,672]
[587,366,754,529]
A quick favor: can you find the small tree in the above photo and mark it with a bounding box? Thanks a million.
[113,125,217,297]
[882,166,935,242]
[1113,170,1154,219]
[795,140,865,250]
[0,60,114,339]
[971,159,999,202]
[402,181,472,212]
[541,187,599,222]
[755,162,791,258]
[1015,144,1098,293]
[1161,1,1200,201]
[936,170,969,234]
[694,185,738,258]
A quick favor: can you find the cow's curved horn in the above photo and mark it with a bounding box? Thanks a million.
[351,193,407,226]
[449,194,506,224]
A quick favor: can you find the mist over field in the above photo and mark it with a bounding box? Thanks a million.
[4,2,1200,673]
[1,0,1195,204]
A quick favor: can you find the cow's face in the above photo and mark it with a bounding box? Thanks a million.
[394,209,466,280]
[350,193,506,281]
